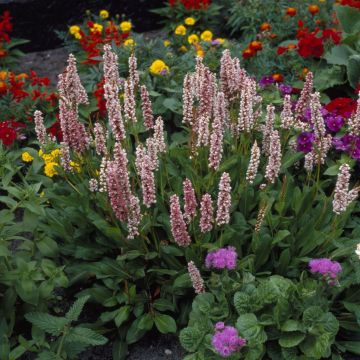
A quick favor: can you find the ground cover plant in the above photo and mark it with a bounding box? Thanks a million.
[0,2,360,360]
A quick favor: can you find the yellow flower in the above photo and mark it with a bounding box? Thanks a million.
[74,33,82,40]
[164,40,171,47]
[196,47,205,57]
[51,149,61,159]
[22,152,34,162]
[39,191,45,198]
[90,23,103,33]
[188,34,199,44]
[39,149,61,164]
[149,59,169,75]
[179,45,188,52]
[175,25,186,36]
[44,162,59,177]
[70,161,81,173]
[69,25,81,35]
[200,30,213,41]
[99,9,109,19]
[120,21,132,32]
[184,17,196,26]
[124,38,135,46]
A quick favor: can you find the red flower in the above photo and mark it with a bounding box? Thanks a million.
[169,0,210,9]
[340,0,360,8]
[47,119,63,142]
[297,34,324,58]
[325,97,357,118]
[242,48,256,59]
[277,46,288,55]
[322,28,341,45]
[0,126,16,146]
[308,4,320,15]
[94,79,106,117]
[286,7,297,16]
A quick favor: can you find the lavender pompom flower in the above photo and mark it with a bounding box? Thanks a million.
[309,258,342,283]
[212,323,246,358]
[205,247,237,270]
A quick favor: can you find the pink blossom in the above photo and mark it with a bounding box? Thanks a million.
[200,193,213,233]
[188,261,205,294]
[216,172,232,225]
[140,85,154,129]
[183,178,197,222]
[169,194,191,247]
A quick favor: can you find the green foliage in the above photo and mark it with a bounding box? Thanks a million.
[25,296,107,359]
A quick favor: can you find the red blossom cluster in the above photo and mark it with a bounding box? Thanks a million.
[339,0,360,8]
[0,11,12,58]
[169,0,210,9]
[325,97,357,118]
[277,20,341,58]
[0,71,62,146]
[77,21,130,64]
[94,78,106,117]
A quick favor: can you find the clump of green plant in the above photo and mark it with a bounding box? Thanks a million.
[24,295,107,359]
[22,45,360,359]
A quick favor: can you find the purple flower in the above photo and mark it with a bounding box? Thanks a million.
[325,115,344,133]
[211,39,221,46]
[303,108,312,122]
[205,247,237,270]
[259,75,274,87]
[297,132,314,153]
[212,323,246,358]
[332,137,348,151]
[309,258,342,280]
[278,84,292,95]
[160,68,169,75]
[351,147,360,160]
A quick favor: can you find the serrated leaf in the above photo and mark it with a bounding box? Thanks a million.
[179,327,203,352]
[65,295,90,322]
[66,327,107,346]
[36,351,62,360]
[25,313,69,336]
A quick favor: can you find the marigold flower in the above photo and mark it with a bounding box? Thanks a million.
[188,34,199,44]
[184,17,196,25]
[308,4,320,15]
[242,47,255,59]
[175,25,186,36]
[260,22,271,31]
[179,45,188,52]
[22,152,34,162]
[44,162,59,177]
[69,25,80,35]
[120,21,132,32]
[99,9,109,19]
[286,7,297,16]
[70,161,81,173]
[249,41,262,51]
[0,71,7,80]
[74,33,82,40]
[90,23,103,33]
[200,30,213,41]
[196,46,204,57]
[164,40,171,47]
[272,73,283,82]
[124,38,135,46]
[149,59,169,75]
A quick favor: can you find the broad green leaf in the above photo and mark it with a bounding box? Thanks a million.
[279,332,306,348]
[179,327,203,353]
[154,314,177,334]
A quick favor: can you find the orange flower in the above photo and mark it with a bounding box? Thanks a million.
[272,73,284,82]
[286,7,297,16]
[249,40,263,51]
[269,33,277,39]
[287,43,297,49]
[300,67,310,79]
[260,22,271,31]
[0,81,7,94]
[242,48,256,59]
[308,4,320,15]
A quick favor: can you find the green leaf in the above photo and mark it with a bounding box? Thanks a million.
[173,273,192,289]
[335,5,360,33]
[324,45,355,66]
[236,313,267,345]
[126,318,146,344]
[25,313,69,336]
[153,298,175,312]
[300,333,332,359]
[115,306,131,328]
[66,327,108,346]
[65,295,90,322]
[138,313,154,331]
[179,327,203,352]
[234,292,251,315]
[273,230,290,245]
[154,314,177,334]
[36,351,62,360]
[112,340,128,360]
[347,55,360,88]
[279,332,306,348]
[337,341,360,355]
